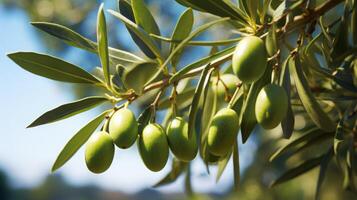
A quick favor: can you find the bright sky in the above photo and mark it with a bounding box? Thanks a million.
[0,5,257,194]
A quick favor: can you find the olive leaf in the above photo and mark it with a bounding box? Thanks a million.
[175,0,248,22]
[132,0,161,48]
[8,52,101,84]
[188,64,214,138]
[158,87,195,110]
[270,154,325,187]
[280,57,295,139]
[31,22,143,65]
[28,96,108,128]
[233,141,240,191]
[170,8,194,67]
[216,151,232,182]
[265,23,278,57]
[51,110,110,172]
[137,106,154,136]
[315,148,333,200]
[123,61,159,94]
[111,3,161,59]
[240,63,272,143]
[270,127,326,162]
[289,54,336,132]
[153,159,187,187]
[97,4,111,87]
[170,45,235,83]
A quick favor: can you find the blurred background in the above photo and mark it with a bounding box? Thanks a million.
[0,0,355,199]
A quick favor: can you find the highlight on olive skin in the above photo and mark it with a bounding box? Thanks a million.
[109,108,138,149]
[232,36,267,83]
[138,123,169,172]
[255,84,288,129]
[207,108,239,156]
[166,117,198,162]
[85,131,115,174]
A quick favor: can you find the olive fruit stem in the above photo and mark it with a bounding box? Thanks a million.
[228,82,242,109]
[151,89,166,123]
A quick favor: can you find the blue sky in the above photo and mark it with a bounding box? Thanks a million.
[0,4,257,194]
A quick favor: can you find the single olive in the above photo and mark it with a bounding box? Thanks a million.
[232,36,267,83]
[208,108,239,156]
[166,117,198,162]
[85,131,114,174]
[255,84,288,129]
[109,108,138,149]
[211,74,239,104]
[138,123,169,172]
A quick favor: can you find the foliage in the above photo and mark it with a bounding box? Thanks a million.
[7,0,357,198]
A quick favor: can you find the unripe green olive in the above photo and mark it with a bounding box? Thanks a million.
[211,74,239,103]
[232,36,267,83]
[85,131,114,174]
[255,84,288,129]
[138,123,169,172]
[208,108,239,156]
[166,117,198,162]
[109,108,138,149]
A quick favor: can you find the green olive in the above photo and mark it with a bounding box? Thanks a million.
[255,84,288,129]
[232,36,267,83]
[211,74,239,104]
[208,108,239,156]
[85,131,114,174]
[166,117,198,162]
[109,108,138,149]
[138,123,169,172]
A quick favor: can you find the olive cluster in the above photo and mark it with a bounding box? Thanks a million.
[85,108,198,173]
[85,36,288,174]
[232,36,288,130]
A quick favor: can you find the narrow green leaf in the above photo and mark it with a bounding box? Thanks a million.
[97,4,111,87]
[160,17,230,74]
[108,9,162,59]
[137,106,153,136]
[175,0,248,22]
[31,22,96,52]
[8,52,100,84]
[28,96,108,128]
[31,22,144,66]
[233,140,240,191]
[132,0,161,48]
[154,159,187,187]
[158,87,195,110]
[123,61,159,94]
[150,34,241,46]
[216,151,232,182]
[51,110,110,172]
[289,54,336,131]
[352,1,357,45]
[170,8,194,67]
[280,57,294,139]
[188,64,214,138]
[270,127,324,162]
[265,23,278,57]
[240,64,272,143]
[334,119,345,154]
[315,148,333,200]
[271,154,324,187]
[170,45,235,83]
[185,164,194,196]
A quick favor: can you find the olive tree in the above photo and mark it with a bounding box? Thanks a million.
[7,0,357,198]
